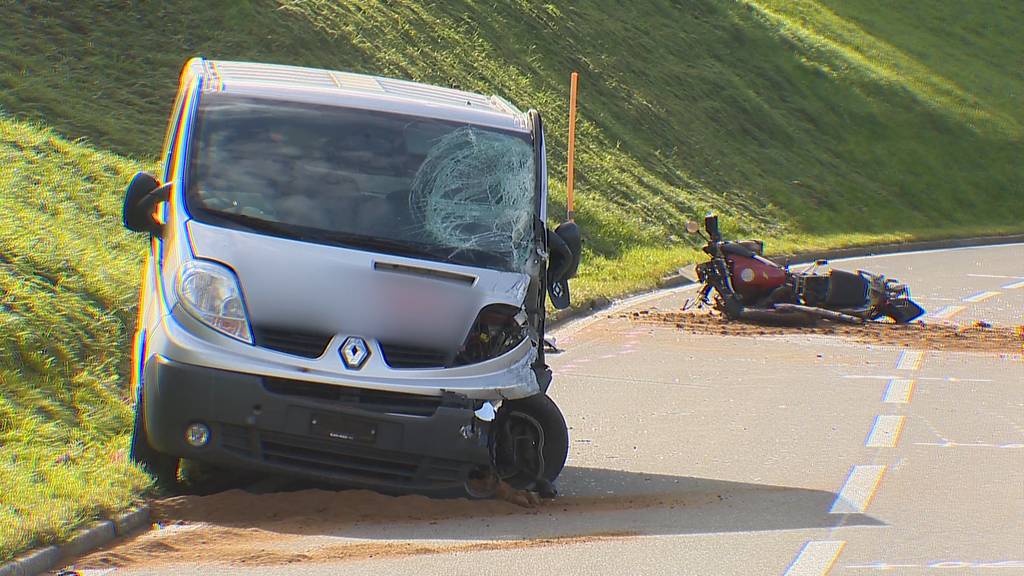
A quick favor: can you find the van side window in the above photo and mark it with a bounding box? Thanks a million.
[161,89,189,182]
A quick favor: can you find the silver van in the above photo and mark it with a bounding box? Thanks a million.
[122,59,581,496]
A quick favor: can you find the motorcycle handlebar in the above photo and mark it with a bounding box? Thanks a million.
[704,214,721,241]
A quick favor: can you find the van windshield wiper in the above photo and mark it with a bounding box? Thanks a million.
[204,210,442,260]
[204,210,299,237]
[201,210,513,268]
[302,229,442,261]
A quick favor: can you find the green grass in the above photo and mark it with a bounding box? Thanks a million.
[0,115,150,559]
[0,0,1021,561]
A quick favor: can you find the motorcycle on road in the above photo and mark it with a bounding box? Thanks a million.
[688,214,926,324]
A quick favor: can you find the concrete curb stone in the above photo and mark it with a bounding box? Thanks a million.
[56,521,116,565]
[0,546,58,576]
[0,507,150,576]
[112,507,151,536]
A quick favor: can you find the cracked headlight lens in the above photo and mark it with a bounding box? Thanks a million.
[177,259,253,344]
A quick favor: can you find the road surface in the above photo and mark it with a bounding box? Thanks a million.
[71,244,1024,575]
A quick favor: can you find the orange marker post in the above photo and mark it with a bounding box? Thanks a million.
[566,72,579,222]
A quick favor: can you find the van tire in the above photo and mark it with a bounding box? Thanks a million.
[129,388,179,489]
[494,394,568,490]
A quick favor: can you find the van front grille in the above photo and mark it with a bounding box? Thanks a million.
[379,343,449,369]
[262,377,443,416]
[252,327,333,358]
[259,431,467,487]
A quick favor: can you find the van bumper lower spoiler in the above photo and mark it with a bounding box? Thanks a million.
[143,355,492,493]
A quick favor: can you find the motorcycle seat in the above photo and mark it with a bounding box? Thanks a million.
[720,241,762,258]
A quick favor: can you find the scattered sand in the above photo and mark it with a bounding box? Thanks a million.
[78,526,639,568]
[73,487,715,569]
[624,308,1023,354]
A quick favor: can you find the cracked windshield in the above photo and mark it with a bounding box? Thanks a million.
[189,95,536,271]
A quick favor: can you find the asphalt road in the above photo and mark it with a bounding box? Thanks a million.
[70,244,1024,575]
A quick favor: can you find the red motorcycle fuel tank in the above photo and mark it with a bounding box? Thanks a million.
[728,255,787,298]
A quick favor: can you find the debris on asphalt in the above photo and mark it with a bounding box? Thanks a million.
[70,486,693,570]
[623,309,1021,354]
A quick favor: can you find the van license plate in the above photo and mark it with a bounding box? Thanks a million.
[310,413,377,444]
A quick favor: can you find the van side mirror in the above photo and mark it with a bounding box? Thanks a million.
[553,222,581,280]
[123,172,170,236]
[547,221,582,310]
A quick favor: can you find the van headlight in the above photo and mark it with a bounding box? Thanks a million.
[176,260,253,344]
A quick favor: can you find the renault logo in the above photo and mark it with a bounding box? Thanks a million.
[339,336,370,369]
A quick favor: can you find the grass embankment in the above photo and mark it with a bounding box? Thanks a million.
[0,116,149,559]
[0,0,1021,561]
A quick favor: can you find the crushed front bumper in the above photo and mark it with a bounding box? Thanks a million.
[143,355,492,493]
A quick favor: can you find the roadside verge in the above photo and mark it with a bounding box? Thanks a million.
[0,510,150,576]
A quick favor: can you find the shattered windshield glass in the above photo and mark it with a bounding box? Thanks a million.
[186,95,536,272]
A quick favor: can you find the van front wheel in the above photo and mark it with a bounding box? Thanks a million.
[493,394,569,491]
[129,389,179,489]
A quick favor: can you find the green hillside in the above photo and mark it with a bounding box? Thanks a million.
[0,116,149,558]
[1,0,1021,560]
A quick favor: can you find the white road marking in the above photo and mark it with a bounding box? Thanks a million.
[917,376,993,382]
[843,375,991,382]
[865,415,906,448]
[845,563,917,570]
[895,350,924,371]
[830,465,886,514]
[914,415,952,444]
[847,560,1024,570]
[914,442,1024,449]
[963,290,1001,303]
[967,273,1024,279]
[1002,279,1024,290]
[927,305,965,320]
[883,378,915,403]
[784,541,846,576]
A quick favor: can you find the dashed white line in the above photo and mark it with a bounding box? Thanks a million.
[830,465,887,514]
[895,350,924,371]
[928,305,965,320]
[883,378,915,403]
[865,415,906,448]
[963,290,1001,303]
[784,541,846,576]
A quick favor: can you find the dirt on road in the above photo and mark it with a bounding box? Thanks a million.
[624,308,1023,354]
[74,488,724,569]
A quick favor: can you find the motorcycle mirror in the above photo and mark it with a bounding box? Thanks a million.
[684,221,701,234]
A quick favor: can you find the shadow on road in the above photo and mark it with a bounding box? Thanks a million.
[152,465,881,540]
[75,465,882,569]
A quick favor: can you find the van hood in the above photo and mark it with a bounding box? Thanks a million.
[186,221,532,352]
